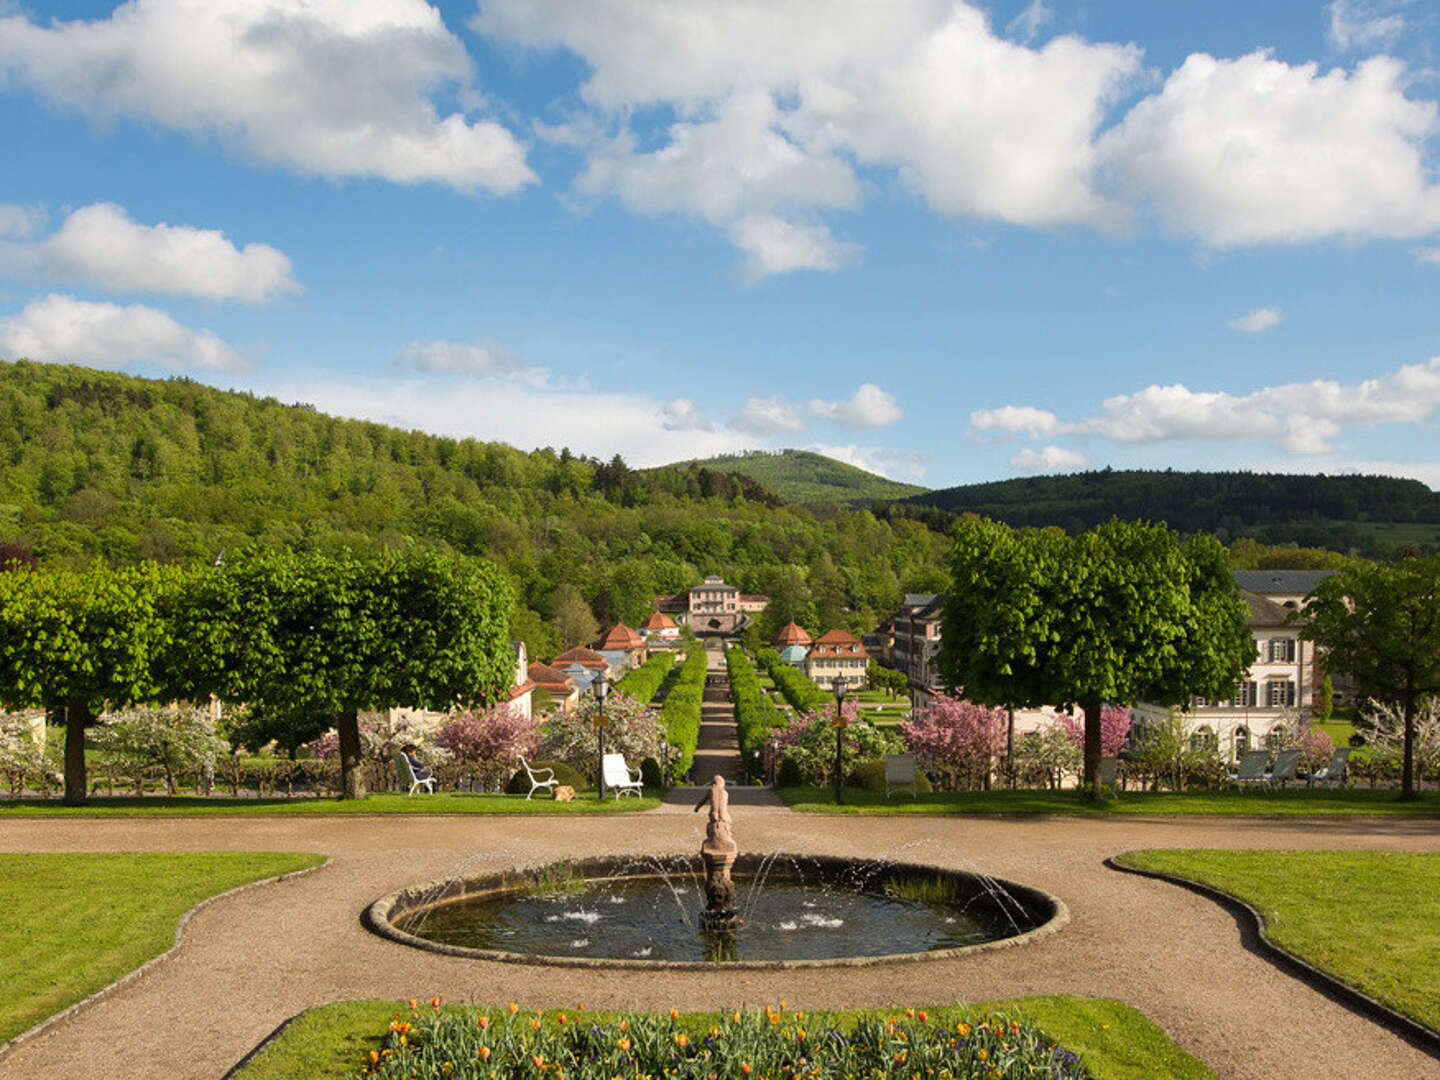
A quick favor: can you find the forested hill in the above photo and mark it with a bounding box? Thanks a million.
[905,469,1440,555]
[665,449,927,504]
[0,360,953,657]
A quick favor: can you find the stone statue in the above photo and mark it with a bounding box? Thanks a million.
[694,774,738,931]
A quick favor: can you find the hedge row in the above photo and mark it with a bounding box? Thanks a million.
[659,646,708,778]
[614,649,676,705]
[756,647,831,712]
[727,647,787,777]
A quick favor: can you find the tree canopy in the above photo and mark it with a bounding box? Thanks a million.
[1300,556,1440,799]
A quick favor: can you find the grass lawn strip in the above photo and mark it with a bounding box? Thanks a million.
[0,851,324,1046]
[231,997,1214,1080]
[0,792,662,817]
[775,785,1440,816]
[1114,850,1440,1035]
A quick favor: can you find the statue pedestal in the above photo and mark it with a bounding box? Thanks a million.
[700,846,739,934]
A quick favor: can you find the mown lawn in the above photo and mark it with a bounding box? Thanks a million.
[1116,849,1440,1032]
[0,851,324,1045]
[0,792,663,817]
[775,785,1440,816]
[232,997,1214,1080]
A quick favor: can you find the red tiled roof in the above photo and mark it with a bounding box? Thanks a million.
[810,628,864,658]
[640,610,677,630]
[507,678,537,700]
[528,662,576,693]
[551,646,608,669]
[774,621,812,646]
[814,629,861,645]
[596,622,644,650]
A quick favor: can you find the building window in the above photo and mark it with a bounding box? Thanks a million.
[1189,726,1218,753]
[1266,726,1288,751]
[1268,638,1296,663]
[1234,726,1251,754]
[1268,680,1296,707]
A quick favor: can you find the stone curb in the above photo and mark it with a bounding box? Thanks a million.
[0,856,331,1064]
[364,853,1069,971]
[1104,855,1440,1060]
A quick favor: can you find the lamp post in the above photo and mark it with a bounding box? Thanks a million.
[592,670,611,799]
[831,677,849,805]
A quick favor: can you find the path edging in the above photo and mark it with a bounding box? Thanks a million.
[0,855,331,1064]
[1105,854,1440,1059]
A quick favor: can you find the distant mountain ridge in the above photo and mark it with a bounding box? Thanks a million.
[665,449,927,504]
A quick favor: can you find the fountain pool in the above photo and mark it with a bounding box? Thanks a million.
[365,853,1067,969]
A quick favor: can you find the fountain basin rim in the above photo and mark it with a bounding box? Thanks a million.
[364,853,1069,970]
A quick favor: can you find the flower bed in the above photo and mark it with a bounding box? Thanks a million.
[359,1002,1089,1080]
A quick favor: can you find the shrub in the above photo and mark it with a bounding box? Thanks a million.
[614,650,675,705]
[727,647,786,777]
[640,755,664,790]
[757,650,831,712]
[1298,725,1335,773]
[762,705,901,786]
[504,759,590,794]
[437,705,540,793]
[847,757,933,793]
[539,692,677,783]
[658,647,707,778]
[90,705,229,795]
[1056,705,1132,758]
[775,755,804,787]
[900,696,1007,791]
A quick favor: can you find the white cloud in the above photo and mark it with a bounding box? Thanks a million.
[1031,357,1440,454]
[1099,51,1440,247]
[1,203,298,303]
[1417,248,1440,266]
[808,443,928,482]
[1227,306,1284,333]
[733,394,808,435]
[481,0,1138,271]
[1008,445,1088,472]
[1006,1,1053,44]
[0,0,533,193]
[661,398,714,432]
[396,339,528,379]
[808,383,903,428]
[0,294,246,371]
[0,203,44,239]
[254,375,757,468]
[969,404,1060,439]
[1326,1,1405,52]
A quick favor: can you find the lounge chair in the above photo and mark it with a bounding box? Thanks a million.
[602,753,644,799]
[1266,748,1302,788]
[396,752,436,796]
[517,756,558,800]
[1227,749,1269,787]
[1307,747,1352,788]
[884,753,918,798]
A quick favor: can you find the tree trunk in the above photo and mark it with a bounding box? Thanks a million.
[337,707,366,800]
[62,699,92,806]
[1401,685,1416,801]
[1082,699,1103,801]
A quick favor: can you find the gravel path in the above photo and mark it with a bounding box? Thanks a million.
[1,810,1436,1080]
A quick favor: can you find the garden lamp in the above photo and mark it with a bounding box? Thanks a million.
[592,670,611,798]
[832,677,849,805]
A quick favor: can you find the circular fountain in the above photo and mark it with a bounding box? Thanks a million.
[366,775,1065,969]
[365,852,1066,969]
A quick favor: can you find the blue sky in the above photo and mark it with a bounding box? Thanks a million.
[1,0,1438,489]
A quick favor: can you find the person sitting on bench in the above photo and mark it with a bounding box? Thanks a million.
[400,743,433,782]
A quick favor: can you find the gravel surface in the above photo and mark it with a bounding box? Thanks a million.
[1,809,1436,1080]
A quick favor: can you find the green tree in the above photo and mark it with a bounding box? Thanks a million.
[551,584,599,651]
[174,548,514,799]
[1300,556,1440,799]
[0,562,178,804]
[941,518,1253,799]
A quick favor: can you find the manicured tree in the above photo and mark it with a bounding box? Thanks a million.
[173,547,514,799]
[941,518,1252,799]
[0,562,179,804]
[1300,556,1440,799]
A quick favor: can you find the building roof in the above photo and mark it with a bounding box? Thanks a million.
[693,578,738,592]
[507,678,537,700]
[552,646,609,669]
[596,622,644,650]
[639,610,677,630]
[1239,588,1293,628]
[1233,570,1337,596]
[778,645,810,663]
[774,621,812,647]
[810,628,865,657]
[528,662,576,692]
[903,592,942,608]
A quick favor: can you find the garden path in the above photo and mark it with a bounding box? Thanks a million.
[0,813,1436,1080]
[688,642,744,785]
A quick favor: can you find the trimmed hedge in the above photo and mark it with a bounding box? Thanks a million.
[614,649,675,705]
[846,757,933,793]
[504,759,591,795]
[659,646,707,778]
[727,647,786,777]
[757,648,831,711]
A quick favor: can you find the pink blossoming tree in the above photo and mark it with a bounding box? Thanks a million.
[900,695,1008,790]
[438,704,540,792]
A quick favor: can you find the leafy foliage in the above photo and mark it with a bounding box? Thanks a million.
[90,705,228,795]
[658,647,707,777]
[1055,706,1132,758]
[613,650,675,705]
[756,649,832,711]
[667,448,927,504]
[538,693,677,785]
[726,647,786,776]
[763,704,901,785]
[436,706,540,793]
[900,697,1008,790]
